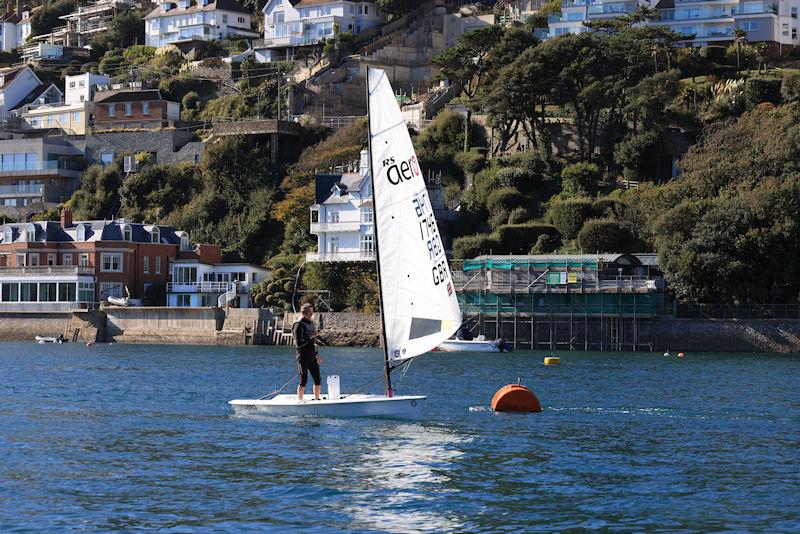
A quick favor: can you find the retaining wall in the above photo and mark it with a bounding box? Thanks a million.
[0,312,73,341]
[105,307,224,344]
[653,318,800,353]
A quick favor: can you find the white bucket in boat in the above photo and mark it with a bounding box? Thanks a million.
[327,375,340,400]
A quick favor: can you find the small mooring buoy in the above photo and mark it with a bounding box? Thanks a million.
[491,379,542,413]
[663,350,670,357]
[544,356,560,365]
[677,352,686,358]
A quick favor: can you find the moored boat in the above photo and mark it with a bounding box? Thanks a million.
[437,338,507,352]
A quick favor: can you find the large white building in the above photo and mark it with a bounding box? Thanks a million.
[168,260,269,307]
[144,0,260,48]
[538,0,800,47]
[256,0,385,62]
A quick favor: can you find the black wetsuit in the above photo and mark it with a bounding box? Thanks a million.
[293,317,321,387]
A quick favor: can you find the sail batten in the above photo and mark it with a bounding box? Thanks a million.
[368,68,462,362]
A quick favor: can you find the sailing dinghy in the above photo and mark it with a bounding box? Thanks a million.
[229,68,462,419]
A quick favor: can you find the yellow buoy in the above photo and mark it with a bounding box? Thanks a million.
[544,356,560,365]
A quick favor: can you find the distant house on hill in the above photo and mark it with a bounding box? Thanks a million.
[255,0,385,62]
[0,65,47,119]
[144,0,260,48]
[93,85,180,131]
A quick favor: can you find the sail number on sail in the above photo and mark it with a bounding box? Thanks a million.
[412,191,450,288]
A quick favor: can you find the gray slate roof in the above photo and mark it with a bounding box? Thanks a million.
[0,219,184,245]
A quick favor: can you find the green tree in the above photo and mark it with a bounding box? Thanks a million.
[560,162,603,196]
[576,218,637,253]
[545,198,594,240]
[68,160,124,220]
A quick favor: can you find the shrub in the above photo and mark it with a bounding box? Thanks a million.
[561,161,602,196]
[507,206,531,224]
[487,187,527,214]
[454,147,486,177]
[781,72,800,102]
[530,233,561,254]
[592,197,625,218]
[545,198,593,240]
[744,77,782,109]
[576,218,636,253]
[491,223,559,255]
[452,233,500,259]
[699,46,727,63]
[613,132,659,181]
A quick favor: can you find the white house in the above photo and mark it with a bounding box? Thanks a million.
[144,0,260,48]
[167,260,269,307]
[65,73,110,105]
[256,0,384,62]
[0,11,20,52]
[0,66,47,119]
[307,149,375,262]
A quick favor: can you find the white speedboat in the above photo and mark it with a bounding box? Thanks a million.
[229,394,425,419]
[229,68,463,420]
[35,335,64,344]
[438,338,504,352]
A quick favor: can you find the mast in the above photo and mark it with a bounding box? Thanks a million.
[366,67,394,397]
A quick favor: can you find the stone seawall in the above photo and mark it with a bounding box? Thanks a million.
[653,318,800,353]
[105,307,225,344]
[315,312,381,347]
[0,312,73,341]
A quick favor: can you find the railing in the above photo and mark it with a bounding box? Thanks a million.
[0,161,82,174]
[675,303,800,319]
[451,271,660,294]
[0,183,44,196]
[0,266,94,276]
[659,10,735,21]
[310,221,363,233]
[167,281,233,293]
[306,251,376,262]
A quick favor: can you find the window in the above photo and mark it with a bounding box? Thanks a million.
[144,256,150,273]
[28,253,39,266]
[3,227,12,243]
[108,104,116,117]
[31,117,40,127]
[237,16,245,23]
[47,114,54,125]
[122,225,132,241]
[794,27,797,39]
[47,254,56,266]
[76,224,87,241]
[2,282,19,302]
[361,207,373,223]
[20,282,37,302]
[16,253,25,267]
[222,14,228,23]
[39,282,57,302]
[61,113,68,124]
[25,224,35,242]
[78,282,94,302]
[79,80,85,87]
[176,294,191,306]
[740,20,759,31]
[79,253,89,266]
[328,210,339,223]
[63,254,73,266]
[793,7,798,18]
[329,237,339,253]
[155,256,161,274]
[274,11,284,22]
[124,103,132,116]
[101,282,123,298]
[180,233,190,251]
[100,153,114,166]
[58,282,76,302]
[200,294,213,306]
[72,112,80,122]
[142,102,149,115]
[173,266,198,283]
[101,253,123,272]
[151,227,160,243]
[360,234,373,253]
[69,81,75,88]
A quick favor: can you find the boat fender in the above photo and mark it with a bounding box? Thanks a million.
[677,352,685,358]
[491,383,542,413]
[544,356,560,365]
[86,341,93,347]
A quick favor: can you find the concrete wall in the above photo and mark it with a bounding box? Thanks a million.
[653,318,800,353]
[105,306,224,344]
[294,311,381,347]
[0,311,72,340]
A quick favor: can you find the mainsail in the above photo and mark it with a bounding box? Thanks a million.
[368,68,462,362]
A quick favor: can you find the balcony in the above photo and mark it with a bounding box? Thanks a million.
[306,250,376,262]
[0,183,44,197]
[0,266,95,277]
[167,281,236,293]
[310,221,363,233]
[0,161,83,178]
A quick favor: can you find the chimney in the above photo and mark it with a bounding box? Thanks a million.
[60,207,72,228]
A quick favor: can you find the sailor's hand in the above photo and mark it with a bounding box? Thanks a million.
[316,354,323,365]
[310,331,319,338]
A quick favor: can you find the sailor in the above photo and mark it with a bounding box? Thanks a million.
[292,303,323,401]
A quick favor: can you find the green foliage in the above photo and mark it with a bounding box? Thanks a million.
[545,198,594,240]
[781,72,800,102]
[92,10,146,54]
[452,233,500,260]
[414,110,468,183]
[31,207,61,222]
[743,77,782,109]
[454,148,486,177]
[376,0,420,19]
[302,263,379,312]
[530,233,561,254]
[507,207,531,224]
[699,46,727,63]
[31,0,76,37]
[576,218,636,253]
[159,75,217,104]
[491,223,560,255]
[69,160,124,220]
[560,162,603,196]
[181,91,201,120]
[122,45,156,65]
[487,187,527,228]
[120,162,200,222]
[613,131,659,181]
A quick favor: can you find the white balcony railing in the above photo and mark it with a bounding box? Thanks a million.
[0,266,94,276]
[310,221,363,233]
[167,281,236,293]
[306,250,376,262]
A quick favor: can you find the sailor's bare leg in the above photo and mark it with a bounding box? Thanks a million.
[313,384,321,400]
[297,385,304,401]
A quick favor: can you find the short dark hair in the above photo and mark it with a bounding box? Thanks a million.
[301,303,313,312]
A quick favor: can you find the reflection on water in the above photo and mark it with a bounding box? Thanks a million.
[1,343,799,532]
[345,423,471,532]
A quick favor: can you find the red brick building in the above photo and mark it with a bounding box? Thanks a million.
[0,208,219,309]
[93,88,180,131]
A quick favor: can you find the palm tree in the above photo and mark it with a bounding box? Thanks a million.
[734,28,748,73]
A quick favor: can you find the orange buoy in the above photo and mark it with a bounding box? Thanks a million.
[491,383,542,413]
[677,352,685,358]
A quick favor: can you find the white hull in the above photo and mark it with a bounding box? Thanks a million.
[437,339,501,352]
[229,394,426,420]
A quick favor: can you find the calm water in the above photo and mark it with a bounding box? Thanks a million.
[1,342,799,532]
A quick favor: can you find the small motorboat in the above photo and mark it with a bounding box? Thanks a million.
[36,335,66,344]
[437,335,512,353]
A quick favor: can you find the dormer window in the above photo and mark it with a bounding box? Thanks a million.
[179,232,190,251]
[162,2,172,11]
[76,224,86,241]
[179,0,191,8]
[3,226,12,243]
[122,224,132,242]
[151,227,160,244]
[25,223,35,242]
